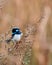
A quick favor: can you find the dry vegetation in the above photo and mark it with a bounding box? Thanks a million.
[0,0,52,65]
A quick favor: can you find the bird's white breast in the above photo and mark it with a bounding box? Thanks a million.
[12,33,23,42]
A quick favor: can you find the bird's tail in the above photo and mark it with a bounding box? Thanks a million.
[5,36,13,43]
[6,39,11,43]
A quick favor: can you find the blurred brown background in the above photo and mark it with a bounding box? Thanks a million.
[0,0,52,65]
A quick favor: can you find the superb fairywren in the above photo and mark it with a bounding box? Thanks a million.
[6,27,23,43]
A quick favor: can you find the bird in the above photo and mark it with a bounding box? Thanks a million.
[6,27,23,43]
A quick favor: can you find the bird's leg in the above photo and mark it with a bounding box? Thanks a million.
[19,40,22,43]
[13,42,19,49]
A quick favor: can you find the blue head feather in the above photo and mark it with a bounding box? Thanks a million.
[12,27,20,33]
[12,27,21,35]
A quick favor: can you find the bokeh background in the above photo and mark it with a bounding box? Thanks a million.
[0,0,52,65]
